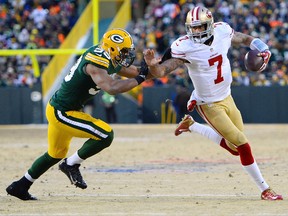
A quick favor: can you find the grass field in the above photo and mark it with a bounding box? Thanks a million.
[0,124,287,216]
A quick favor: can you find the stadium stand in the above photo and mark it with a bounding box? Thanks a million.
[0,0,87,87]
[128,0,288,87]
[0,0,287,88]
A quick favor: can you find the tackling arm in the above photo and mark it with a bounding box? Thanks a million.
[86,64,146,95]
[118,65,139,78]
[119,59,154,80]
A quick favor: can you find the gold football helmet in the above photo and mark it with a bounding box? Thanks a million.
[185,6,214,44]
[102,28,135,67]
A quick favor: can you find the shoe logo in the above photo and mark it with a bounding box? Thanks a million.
[68,174,77,185]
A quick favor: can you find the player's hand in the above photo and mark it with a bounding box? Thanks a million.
[143,49,161,67]
[257,50,271,72]
[258,50,271,64]
[187,100,196,112]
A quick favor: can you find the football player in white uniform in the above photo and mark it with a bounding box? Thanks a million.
[144,6,282,200]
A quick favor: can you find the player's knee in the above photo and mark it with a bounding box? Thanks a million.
[232,132,248,147]
[102,129,114,148]
[48,147,69,159]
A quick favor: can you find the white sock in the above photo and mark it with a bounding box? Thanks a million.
[242,161,269,192]
[189,122,222,145]
[66,152,84,166]
[25,172,36,182]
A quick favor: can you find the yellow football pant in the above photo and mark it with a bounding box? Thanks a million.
[46,102,113,158]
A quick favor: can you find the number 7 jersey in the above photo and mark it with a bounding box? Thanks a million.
[171,22,234,104]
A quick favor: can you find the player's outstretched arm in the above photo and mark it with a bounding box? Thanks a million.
[86,63,148,95]
[119,59,154,79]
[144,49,184,78]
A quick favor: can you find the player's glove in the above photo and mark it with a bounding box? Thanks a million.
[187,100,196,112]
[135,59,149,84]
[257,50,271,72]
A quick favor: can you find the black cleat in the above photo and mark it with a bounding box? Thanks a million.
[6,181,37,201]
[59,159,87,189]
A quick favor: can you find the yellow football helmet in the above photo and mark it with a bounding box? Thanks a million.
[185,6,214,44]
[101,28,135,67]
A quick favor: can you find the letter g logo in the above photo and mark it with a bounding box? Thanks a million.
[111,34,124,44]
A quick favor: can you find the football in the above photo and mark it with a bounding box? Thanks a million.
[244,50,264,72]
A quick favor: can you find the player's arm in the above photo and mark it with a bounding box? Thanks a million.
[85,63,146,95]
[118,65,139,78]
[118,60,155,79]
[231,31,254,47]
[232,31,271,71]
[151,58,185,78]
[144,49,185,78]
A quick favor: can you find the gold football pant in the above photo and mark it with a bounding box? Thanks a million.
[46,102,113,158]
[196,95,248,150]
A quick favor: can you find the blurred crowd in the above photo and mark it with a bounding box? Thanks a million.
[0,0,88,87]
[0,0,288,88]
[129,0,288,88]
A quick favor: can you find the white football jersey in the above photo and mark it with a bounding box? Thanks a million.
[171,22,234,104]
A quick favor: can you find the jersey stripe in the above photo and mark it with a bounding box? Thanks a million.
[85,53,109,68]
[171,51,186,57]
[56,110,108,139]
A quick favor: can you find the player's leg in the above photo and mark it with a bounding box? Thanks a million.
[227,96,282,200]
[175,114,239,155]
[55,109,114,189]
[6,104,67,200]
[5,150,61,201]
[191,120,239,155]
[199,95,282,200]
[60,109,114,160]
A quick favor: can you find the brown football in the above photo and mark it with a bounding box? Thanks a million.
[244,50,264,72]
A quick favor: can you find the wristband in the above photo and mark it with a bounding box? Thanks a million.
[250,38,269,52]
[134,75,145,85]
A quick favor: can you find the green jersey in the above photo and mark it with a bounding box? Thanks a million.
[50,45,122,111]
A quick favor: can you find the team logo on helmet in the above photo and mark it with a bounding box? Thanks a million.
[110,34,124,44]
[206,11,212,19]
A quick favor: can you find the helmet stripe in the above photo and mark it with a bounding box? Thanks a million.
[192,6,200,21]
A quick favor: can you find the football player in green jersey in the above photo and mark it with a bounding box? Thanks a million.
[6,28,150,200]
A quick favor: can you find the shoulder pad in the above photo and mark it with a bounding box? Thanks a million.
[84,46,110,69]
[171,36,190,58]
[214,22,234,36]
